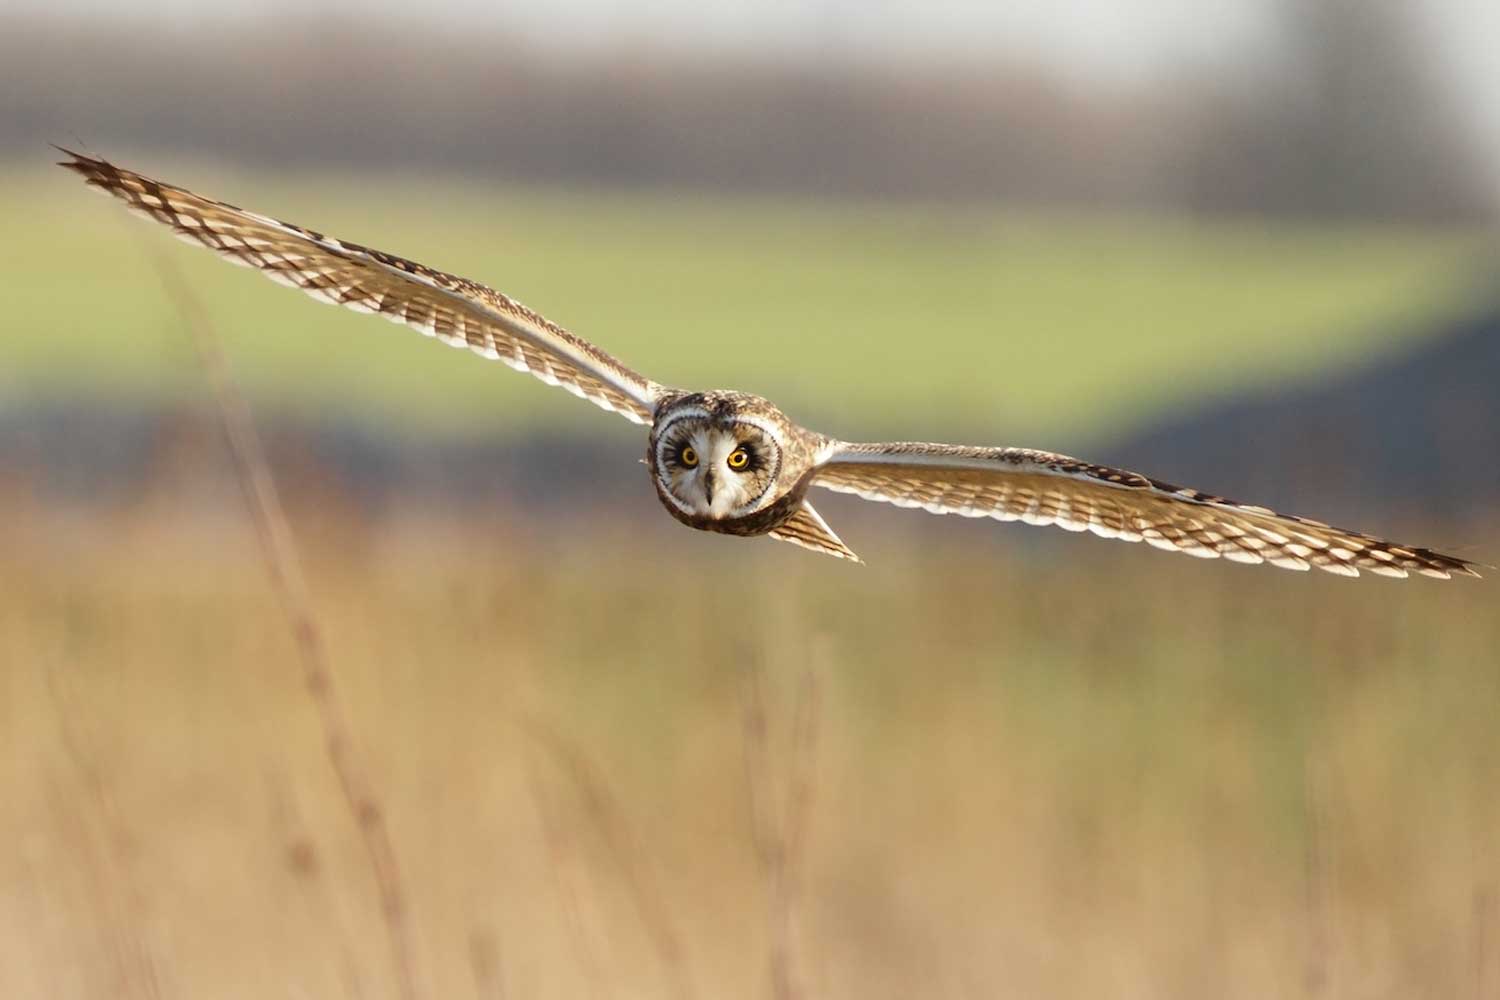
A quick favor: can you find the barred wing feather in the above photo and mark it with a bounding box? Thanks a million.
[813,443,1480,579]
[58,150,663,424]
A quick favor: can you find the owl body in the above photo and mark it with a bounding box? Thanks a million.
[62,150,1481,578]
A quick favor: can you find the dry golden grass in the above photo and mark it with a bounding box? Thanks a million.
[3,474,1497,999]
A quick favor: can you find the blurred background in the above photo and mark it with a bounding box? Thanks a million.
[3,1,1499,997]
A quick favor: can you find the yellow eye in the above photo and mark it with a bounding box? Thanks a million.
[680,446,698,468]
[727,448,750,470]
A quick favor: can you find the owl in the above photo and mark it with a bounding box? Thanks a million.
[60,150,1480,580]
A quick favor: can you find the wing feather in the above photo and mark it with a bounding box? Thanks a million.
[58,150,663,424]
[813,442,1481,580]
[767,502,862,562]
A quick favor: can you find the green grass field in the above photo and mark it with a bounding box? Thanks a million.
[4,159,1488,444]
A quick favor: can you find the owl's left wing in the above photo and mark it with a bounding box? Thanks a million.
[810,442,1481,579]
[58,150,664,424]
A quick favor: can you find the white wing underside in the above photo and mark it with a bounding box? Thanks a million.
[809,442,1479,579]
[58,150,664,424]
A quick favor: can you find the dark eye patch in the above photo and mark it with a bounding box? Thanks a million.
[733,441,764,471]
[660,439,694,470]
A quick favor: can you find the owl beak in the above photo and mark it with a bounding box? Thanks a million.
[701,468,717,505]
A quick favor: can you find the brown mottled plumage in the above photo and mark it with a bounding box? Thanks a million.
[60,149,1481,579]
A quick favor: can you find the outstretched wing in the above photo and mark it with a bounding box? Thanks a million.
[812,442,1480,579]
[58,150,664,424]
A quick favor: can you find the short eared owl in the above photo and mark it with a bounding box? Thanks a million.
[61,151,1479,579]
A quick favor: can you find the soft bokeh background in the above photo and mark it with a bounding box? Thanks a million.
[4,2,1499,997]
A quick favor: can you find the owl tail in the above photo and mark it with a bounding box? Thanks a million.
[767,502,862,563]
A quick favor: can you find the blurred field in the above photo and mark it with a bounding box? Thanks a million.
[3,160,1489,444]
[3,485,1497,999]
[5,158,1499,999]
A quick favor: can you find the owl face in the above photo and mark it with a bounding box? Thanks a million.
[652,411,784,521]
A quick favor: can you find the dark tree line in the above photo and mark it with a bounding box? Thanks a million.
[4,2,1490,221]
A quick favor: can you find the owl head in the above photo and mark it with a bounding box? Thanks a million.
[650,393,788,521]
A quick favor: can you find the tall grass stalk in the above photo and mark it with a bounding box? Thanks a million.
[147,243,422,1000]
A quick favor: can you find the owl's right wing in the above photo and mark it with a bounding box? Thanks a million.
[59,150,665,424]
[810,441,1481,579]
